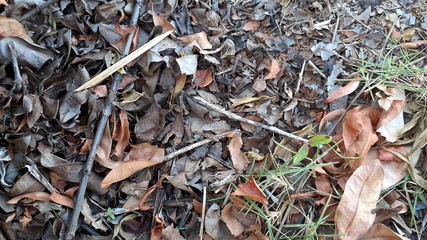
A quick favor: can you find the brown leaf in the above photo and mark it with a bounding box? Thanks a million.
[360,223,409,240]
[101,143,164,188]
[194,69,214,87]
[221,204,246,236]
[113,110,130,157]
[95,120,120,169]
[319,109,346,131]
[335,159,384,240]
[178,31,212,50]
[242,21,260,31]
[232,176,268,204]
[264,58,281,80]
[399,40,427,49]
[7,192,51,204]
[49,192,75,208]
[0,0,8,6]
[324,80,360,103]
[0,16,33,42]
[135,101,165,142]
[152,10,175,33]
[342,107,379,168]
[228,133,249,171]
[162,225,186,240]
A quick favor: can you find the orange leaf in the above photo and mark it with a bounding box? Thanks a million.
[232,176,268,204]
[50,192,75,208]
[101,143,164,188]
[0,16,33,42]
[324,80,360,103]
[335,159,384,240]
[264,58,281,80]
[228,133,249,171]
[194,69,214,87]
[399,40,427,49]
[7,192,51,204]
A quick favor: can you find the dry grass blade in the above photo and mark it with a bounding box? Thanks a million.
[75,30,174,91]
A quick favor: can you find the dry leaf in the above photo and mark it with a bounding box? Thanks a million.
[232,176,268,204]
[342,107,379,168]
[178,31,212,50]
[50,192,75,208]
[0,0,8,6]
[113,110,130,157]
[7,192,51,204]
[335,159,384,240]
[228,133,249,171]
[242,21,260,31]
[194,69,214,87]
[324,80,360,103]
[101,143,164,188]
[0,16,33,42]
[152,10,175,33]
[399,40,427,49]
[264,58,281,80]
[360,223,409,240]
[221,204,246,236]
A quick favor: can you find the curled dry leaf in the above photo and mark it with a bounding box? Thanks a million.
[242,21,260,31]
[0,16,33,42]
[324,80,360,104]
[113,110,130,157]
[7,192,51,204]
[342,107,379,168]
[232,176,268,204]
[178,31,212,50]
[101,143,164,188]
[152,9,175,33]
[335,159,384,240]
[264,58,281,80]
[228,133,249,171]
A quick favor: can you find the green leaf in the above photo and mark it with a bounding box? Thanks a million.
[308,135,332,147]
[293,144,309,164]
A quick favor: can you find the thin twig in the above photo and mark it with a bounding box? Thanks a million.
[18,0,59,22]
[8,44,27,94]
[296,59,306,93]
[65,1,143,239]
[199,185,207,239]
[192,96,308,143]
[308,60,327,80]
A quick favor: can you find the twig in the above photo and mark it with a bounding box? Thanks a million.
[26,159,58,193]
[192,96,308,143]
[18,0,59,22]
[65,2,143,239]
[308,60,327,80]
[295,59,306,93]
[199,185,207,239]
[75,30,173,91]
[8,44,27,94]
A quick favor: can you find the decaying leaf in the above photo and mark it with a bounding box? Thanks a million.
[264,58,281,80]
[335,159,384,240]
[228,133,249,172]
[0,16,33,42]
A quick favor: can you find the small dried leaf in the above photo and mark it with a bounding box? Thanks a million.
[0,16,33,42]
[194,69,214,87]
[50,192,75,208]
[264,58,281,80]
[228,134,249,171]
[7,192,51,204]
[324,80,360,103]
[232,176,268,204]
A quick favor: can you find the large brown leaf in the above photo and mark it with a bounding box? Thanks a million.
[232,175,268,205]
[101,143,164,188]
[335,159,384,240]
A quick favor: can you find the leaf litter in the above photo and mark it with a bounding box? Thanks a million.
[0,0,427,239]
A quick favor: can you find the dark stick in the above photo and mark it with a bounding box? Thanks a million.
[65,1,143,239]
[8,44,27,94]
[18,0,59,22]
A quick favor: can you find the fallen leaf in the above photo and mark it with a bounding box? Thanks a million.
[221,204,246,236]
[335,159,384,240]
[360,223,409,240]
[264,58,281,80]
[50,192,75,208]
[0,0,8,6]
[162,225,186,240]
[399,40,427,49]
[101,143,164,188]
[152,9,175,33]
[0,16,33,42]
[175,54,198,75]
[178,31,212,50]
[228,133,249,171]
[232,176,268,204]
[342,107,379,168]
[194,69,214,87]
[242,21,260,31]
[7,192,51,204]
[113,110,130,157]
[324,80,360,103]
